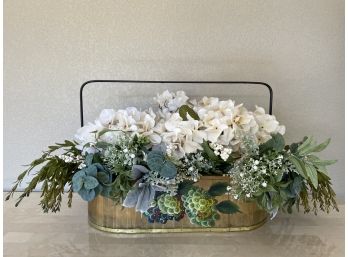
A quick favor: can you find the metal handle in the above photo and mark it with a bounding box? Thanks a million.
[79,80,273,127]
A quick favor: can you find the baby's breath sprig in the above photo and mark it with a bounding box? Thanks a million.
[103,134,149,170]
[229,153,285,200]
[179,152,215,181]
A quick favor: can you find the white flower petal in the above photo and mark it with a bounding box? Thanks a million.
[98,109,116,125]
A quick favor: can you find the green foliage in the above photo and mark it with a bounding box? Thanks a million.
[260,136,338,216]
[208,182,229,197]
[288,137,336,189]
[287,155,307,178]
[238,132,259,156]
[293,137,339,214]
[304,163,318,189]
[230,150,286,201]
[95,141,112,149]
[259,133,285,154]
[232,135,338,217]
[202,140,220,162]
[147,150,177,178]
[298,172,338,215]
[103,134,150,169]
[288,142,300,154]
[201,140,234,172]
[296,136,323,155]
[288,176,303,197]
[180,152,218,178]
[72,154,112,201]
[161,161,177,178]
[178,105,200,121]
[96,128,122,139]
[146,151,164,171]
[255,172,304,216]
[101,134,150,203]
[72,169,98,201]
[5,140,80,212]
[107,165,133,204]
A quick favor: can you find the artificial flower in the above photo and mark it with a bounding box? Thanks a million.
[161,113,206,158]
[154,90,189,113]
[253,106,285,143]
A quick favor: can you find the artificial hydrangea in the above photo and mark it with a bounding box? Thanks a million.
[74,107,161,150]
[253,106,286,144]
[229,153,286,199]
[75,91,285,159]
[154,90,189,113]
[160,113,205,159]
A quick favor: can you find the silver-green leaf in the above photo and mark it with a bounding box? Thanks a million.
[288,155,307,178]
[304,163,318,189]
[84,176,99,190]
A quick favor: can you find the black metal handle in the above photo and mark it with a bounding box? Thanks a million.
[79,80,273,127]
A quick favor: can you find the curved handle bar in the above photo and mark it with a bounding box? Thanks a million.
[79,80,273,127]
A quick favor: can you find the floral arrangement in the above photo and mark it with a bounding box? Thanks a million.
[6,90,338,227]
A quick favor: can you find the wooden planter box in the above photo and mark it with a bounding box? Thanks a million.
[88,176,268,233]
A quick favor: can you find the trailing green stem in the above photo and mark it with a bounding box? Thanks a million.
[5,140,80,213]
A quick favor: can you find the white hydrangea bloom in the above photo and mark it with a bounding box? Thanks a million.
[110,108,138,132]
[232,104,258,133]
[193,96,285,150]
[154,90,189,113]
[137,108,161,144]
[75,91,285,159]
[74,122,99,145]
[160,113,206,159]
[74,121,104,153]
[194,97,258,150]
[75,106,162,150]
[253,106,286,143]
[98,109,117,126]
[100,107,160,142]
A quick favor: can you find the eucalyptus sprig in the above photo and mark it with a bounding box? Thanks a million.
[5,140,80,212]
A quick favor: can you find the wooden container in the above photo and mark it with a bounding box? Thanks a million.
[88,176,268,233]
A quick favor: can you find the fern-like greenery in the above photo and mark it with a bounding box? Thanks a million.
[5,140,80,212]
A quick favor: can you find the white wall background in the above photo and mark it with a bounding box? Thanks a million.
[4,0,344,200]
